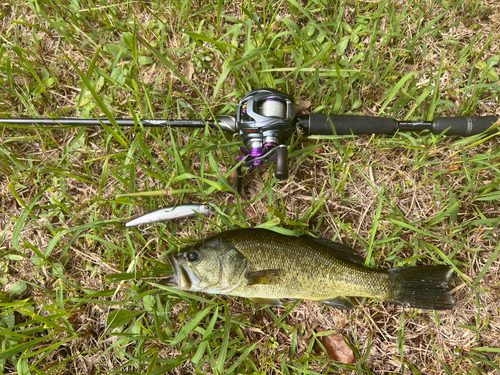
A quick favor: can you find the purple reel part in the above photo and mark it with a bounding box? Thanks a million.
[239,142,278,167]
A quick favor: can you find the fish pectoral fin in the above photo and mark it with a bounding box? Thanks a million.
[319,297,355,310]
[246,269,283,285]
[249,297,283,306]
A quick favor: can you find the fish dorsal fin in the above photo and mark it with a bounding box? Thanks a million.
[303,236,366,264]
[249,297,283,306]
[246,269,283,285]
[319,297,355,310]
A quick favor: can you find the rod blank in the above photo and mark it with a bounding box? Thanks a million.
[0,118,214,128]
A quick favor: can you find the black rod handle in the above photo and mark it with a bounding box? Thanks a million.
[299,114,398,135]
[299,114,499,137]
[432,116,499,136]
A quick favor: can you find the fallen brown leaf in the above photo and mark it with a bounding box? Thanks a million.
[310,139,324,154]
[183,61,195,82]
[296,100,312,112]
[320,333,355,363]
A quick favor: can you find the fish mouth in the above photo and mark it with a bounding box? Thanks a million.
[160,275,179,288]
[166,253,200,290]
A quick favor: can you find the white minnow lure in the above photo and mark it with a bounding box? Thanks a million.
[125,204,213,227]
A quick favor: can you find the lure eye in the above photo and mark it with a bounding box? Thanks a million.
[186,250,200,263]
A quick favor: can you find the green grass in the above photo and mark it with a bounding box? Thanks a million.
[1,0,500,373]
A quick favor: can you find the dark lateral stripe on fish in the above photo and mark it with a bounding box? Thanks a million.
[389,265,455,310]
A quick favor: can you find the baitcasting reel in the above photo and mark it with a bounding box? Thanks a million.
[235,88,295,179]
[189,88,297,182]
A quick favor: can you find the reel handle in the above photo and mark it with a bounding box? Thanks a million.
[275,145,289,180]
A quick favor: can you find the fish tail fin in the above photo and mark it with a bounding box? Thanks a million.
[389,265,455,310]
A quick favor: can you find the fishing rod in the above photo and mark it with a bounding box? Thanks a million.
[1,88,498,184]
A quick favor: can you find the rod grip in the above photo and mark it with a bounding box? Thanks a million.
[304,114,398,135]
[432,116,499,136]
[275,145,289,180]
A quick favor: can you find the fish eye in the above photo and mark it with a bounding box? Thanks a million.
[186,250,200,263]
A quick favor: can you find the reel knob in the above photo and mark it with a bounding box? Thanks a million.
[275,145,289,180]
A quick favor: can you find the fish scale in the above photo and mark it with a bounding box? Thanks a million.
[167,228,455,310]
[231,231,392,301]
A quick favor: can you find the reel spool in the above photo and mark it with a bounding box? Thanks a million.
[258,98,287,119]
[236,88,296,179]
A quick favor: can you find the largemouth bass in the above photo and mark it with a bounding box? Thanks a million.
[166,228,455,310]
